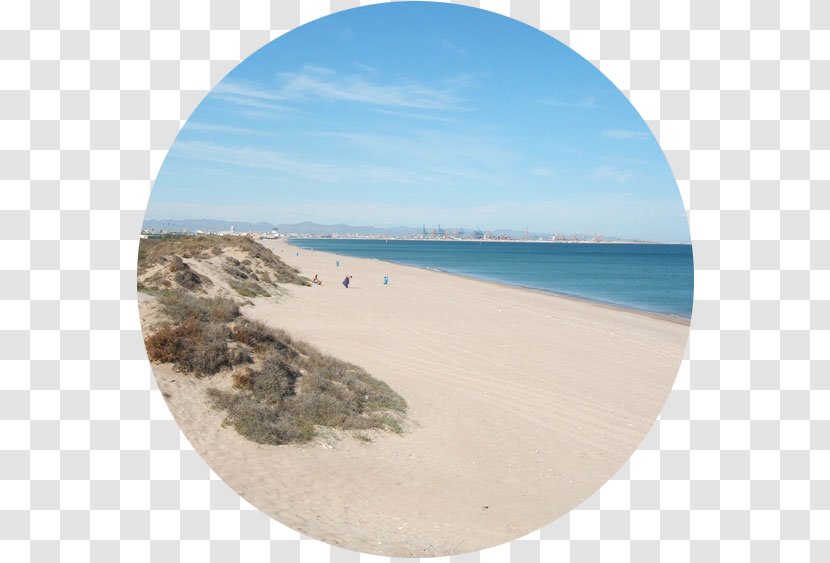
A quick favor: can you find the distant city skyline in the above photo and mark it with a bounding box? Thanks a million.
[147,3,690,243]
[142,217,647,241]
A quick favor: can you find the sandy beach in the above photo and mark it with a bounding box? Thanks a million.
[151,238,688,556]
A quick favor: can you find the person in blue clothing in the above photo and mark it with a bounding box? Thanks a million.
[383,275,389,285]
[342,275,352,288]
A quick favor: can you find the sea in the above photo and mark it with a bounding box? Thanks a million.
[288,239,694,319]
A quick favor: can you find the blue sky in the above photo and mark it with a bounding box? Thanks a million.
[148,2,689,242]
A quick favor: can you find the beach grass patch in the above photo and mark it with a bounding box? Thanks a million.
[229,278,271,298]
[208,326,407,445]
[230,319,287,352]
[159,290,240,324]
[138,234,311,291]
[143,289,407,446]
[209,390,316,444]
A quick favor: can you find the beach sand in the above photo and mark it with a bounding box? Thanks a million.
[151,238,689,556]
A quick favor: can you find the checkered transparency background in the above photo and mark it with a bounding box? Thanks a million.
[1,0,828,561]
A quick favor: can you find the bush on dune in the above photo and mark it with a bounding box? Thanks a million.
[209,327,407,446]
[231,319,296,356]
[208,389,317,444]
[144,317,249,375]
[159,290,240,324]
[143,285,406,445]
[138,235,311,287]
[229,278,271,298]
[167,255,211,290]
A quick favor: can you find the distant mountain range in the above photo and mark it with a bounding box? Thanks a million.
[141,219,549,239]
[142,219,403,235]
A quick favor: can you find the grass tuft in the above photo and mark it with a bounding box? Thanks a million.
[139,240,405,445]
[229,278,271,298]
[208,327,407,445]
[138,235,311,287]
[159,290,240,324]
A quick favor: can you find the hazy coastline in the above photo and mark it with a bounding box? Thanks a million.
[286,238,694,321]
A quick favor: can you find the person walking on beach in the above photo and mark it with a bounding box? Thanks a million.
[342,275,352,288]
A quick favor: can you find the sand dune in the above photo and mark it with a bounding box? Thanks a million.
[151,238,688,556]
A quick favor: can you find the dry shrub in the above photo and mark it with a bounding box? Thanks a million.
[231,366,254,389]
[289,392,351,427]
[144,318,201,365]
[138,236,226,268]
[252,352,300,398]
[230,319,293,353]
[210,323,407,445]
[144,318,245,375]
[228,344,252,366]
[174,268,206,290]
[188,322,233,374]
[139,256,404,445]
[301,353,407,413]
[208,389,316,444]
[159,291,239,324]
[223,256,249,280]
[165,255,212,290]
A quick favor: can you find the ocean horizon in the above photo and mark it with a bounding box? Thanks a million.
[288,239,694,319]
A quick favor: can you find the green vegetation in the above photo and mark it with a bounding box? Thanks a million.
[223,256,274,297]
[158,290,240,324]
[143,291,407,445]
[209,324,407,445]
[228,278,271,298]
[144,291,247,375]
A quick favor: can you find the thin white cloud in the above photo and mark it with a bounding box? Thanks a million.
[172,140,464,187]
[602,129,651,141]
[213,66,472,114]
[301,64,335,76]
[274,68,464,110]
[211,80,289,112]
[186,122,274,137]
[435,35,466,55]
[353,61,378,76]
[302,128,518,186]
[587,165,634,183]
[174,140,339,182]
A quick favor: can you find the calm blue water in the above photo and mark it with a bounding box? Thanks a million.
[289,239,694,318]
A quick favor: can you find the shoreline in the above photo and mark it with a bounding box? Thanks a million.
[284,238,692,326]
[281,236,693,245]
[150,237,691,556]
